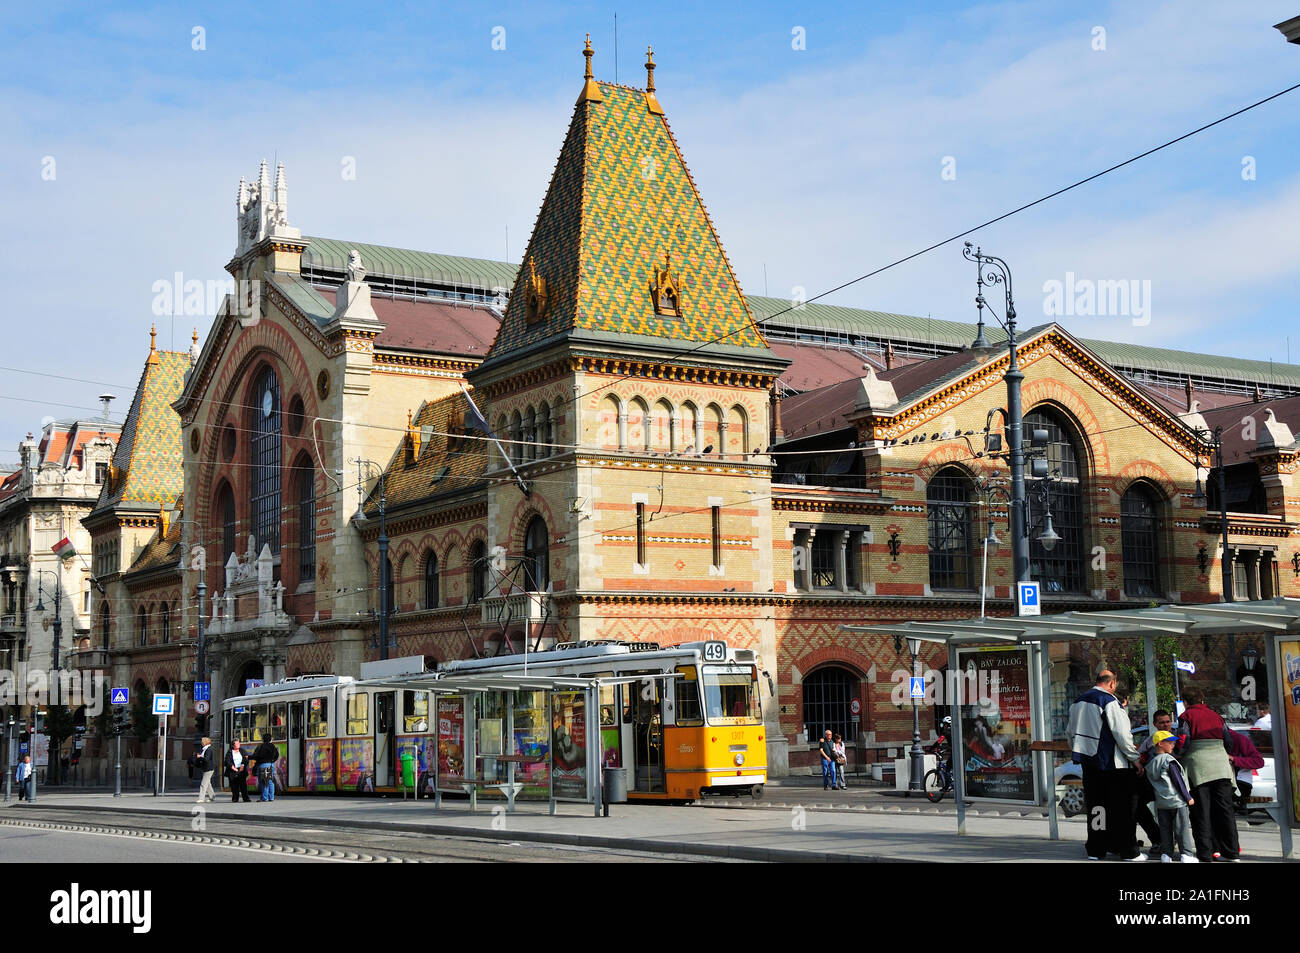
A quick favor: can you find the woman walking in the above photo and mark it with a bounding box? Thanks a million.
[1177,686,1240,862]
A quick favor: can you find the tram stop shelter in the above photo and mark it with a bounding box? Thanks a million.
[349,667,676,817]
[842,597,1300,859]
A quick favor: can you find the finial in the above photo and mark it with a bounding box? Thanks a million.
[579,33,604,103]
[644,45,664,114]
[192,328,199,346]
[148,324,159,364]
[407,408,414,429]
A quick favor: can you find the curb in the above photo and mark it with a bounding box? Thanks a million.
[12,800,932,864]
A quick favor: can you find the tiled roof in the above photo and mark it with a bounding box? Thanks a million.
[771,342,919,393]
[1199,394,1300,464]
[778,378,861,439]
[481,80,769,369]
[91,349,188,515]
[302,236,516,292]
[315,288,499,358]
[368,391,490,514]
[124,518,183,580]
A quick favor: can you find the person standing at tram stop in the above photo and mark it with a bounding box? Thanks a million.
[832,733,847,790]
[819,730,836,790]
[193,737,216,803]
[251,733,280,803]
[1176,686,1240,862]
[1067,669,1146,862]
[224,739,251,804]
[14,755,32,801]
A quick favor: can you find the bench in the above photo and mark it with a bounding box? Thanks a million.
[441,756,548,812]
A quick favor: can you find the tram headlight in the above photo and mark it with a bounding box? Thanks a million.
[734,753,745,766]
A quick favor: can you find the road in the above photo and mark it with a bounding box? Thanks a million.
[0,807,745,863]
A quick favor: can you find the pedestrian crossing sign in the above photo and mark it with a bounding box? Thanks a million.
[110,687,129,706]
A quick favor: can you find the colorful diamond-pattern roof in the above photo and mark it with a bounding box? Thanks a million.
[482,79,769,367]
[93,349,188,514]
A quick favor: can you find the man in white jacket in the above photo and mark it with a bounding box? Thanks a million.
[1068,670,1145,861]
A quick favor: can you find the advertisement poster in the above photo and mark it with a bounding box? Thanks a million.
[552,691,588,800]
[246,742,288,792]
[437,696,465,787]
[955,646,1036,803]
[304,739,335,792]
[1280,640,1300,825]
[338,738,374,791]
[396,736,436,795]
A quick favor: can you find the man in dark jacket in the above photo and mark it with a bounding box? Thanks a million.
[1067,670,1145,861]
[250,734,280,802]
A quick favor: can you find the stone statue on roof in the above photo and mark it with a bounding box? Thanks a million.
[347,250,366,284]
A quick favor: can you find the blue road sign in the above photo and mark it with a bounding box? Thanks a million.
[110,687,129,706]
[152,694,175,716]
[1016,581,1041,617]
[194,681,210,702]
[909,676,926,700]
[1174,659,1197,675]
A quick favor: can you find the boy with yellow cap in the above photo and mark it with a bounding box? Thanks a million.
[1147,730,1198,863]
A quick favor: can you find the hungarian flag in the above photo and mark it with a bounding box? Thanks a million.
[51,537,76,561]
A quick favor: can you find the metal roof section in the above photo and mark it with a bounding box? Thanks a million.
[301,236,518,293]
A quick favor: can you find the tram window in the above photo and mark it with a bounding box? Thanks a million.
[403,691,429,732]
[271,702,287,741]
[674,666,703,726]
[307,697,329,738]
[702,666,760,722]
[252,705,269,742]
[346,692,369,735]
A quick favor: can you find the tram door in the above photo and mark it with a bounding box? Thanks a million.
[375,692,396,787]
[287,701,304,788]
[627,676,664,793]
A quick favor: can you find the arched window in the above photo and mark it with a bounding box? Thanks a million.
[160,603,170,644]
[811,532,837,589]
[100,602,110,652]
[802,666,860,745]
[536,402,551,457]
[1025,408,1086,593]
[927,468,974,590]
[249,366,282,556]
[298,461,316,581]
[137,606,148,647]
[1121,484,1162,597]
[523,407,536,461]
[509,411,523,463]
[524,517,549,592]
[216,482,236,569]
[424,552,439,609]
[469,540,487,602]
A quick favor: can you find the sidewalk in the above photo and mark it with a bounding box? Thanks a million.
[6,789,1292,863]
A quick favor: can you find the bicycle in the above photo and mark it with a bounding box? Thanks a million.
[925,744,954,803]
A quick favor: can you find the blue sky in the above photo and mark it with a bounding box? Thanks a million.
[1,1,1299,454]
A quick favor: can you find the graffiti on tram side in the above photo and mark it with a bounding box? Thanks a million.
[305,739,335,792]
[339,739,375,791]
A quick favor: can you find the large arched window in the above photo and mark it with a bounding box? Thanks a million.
[1121,484,1162,597]
[424,551,439,609]
[524,516,549,592]
[927,468,974,590]
[802,666,860,745]
[160,603,170,644]
[1025,408,1086,593]
[297,461,316,581]
[469,540,487,602]
[216,482,236,569]
[137,606,148,647]
[249,366,282,556]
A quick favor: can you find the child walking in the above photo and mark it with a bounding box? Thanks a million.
[1146,730,1199,863]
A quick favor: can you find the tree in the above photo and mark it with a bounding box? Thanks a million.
[130,688,158,744]
[1100,634,1184,721]
[43,705,78,786]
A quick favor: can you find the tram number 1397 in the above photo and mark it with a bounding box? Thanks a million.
[702,641,727,662]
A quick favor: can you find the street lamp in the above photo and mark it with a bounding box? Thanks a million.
[353,460,394,660]
[32,568,66,796]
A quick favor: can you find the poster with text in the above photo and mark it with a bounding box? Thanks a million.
[955,646,1036,803]
[437,696,465,787]
[552,691,588,800]
[1280,640,1300,825]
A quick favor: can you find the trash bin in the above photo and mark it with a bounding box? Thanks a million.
[400,751,417,792]
[603,766,627,804]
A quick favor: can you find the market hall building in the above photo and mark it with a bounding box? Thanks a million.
[82,43,1300,779]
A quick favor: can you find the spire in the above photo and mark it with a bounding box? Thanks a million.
[644,45,663,115]
[148,324,159,365]
[579,33,603,104]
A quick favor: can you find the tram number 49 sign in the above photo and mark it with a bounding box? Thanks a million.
[702,641,727,662]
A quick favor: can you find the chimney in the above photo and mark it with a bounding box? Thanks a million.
[770,386,784,443]
[884,343,895,370]
[1185,377,1194,411]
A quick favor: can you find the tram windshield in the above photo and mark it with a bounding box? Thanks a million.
[702,665,760,723]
